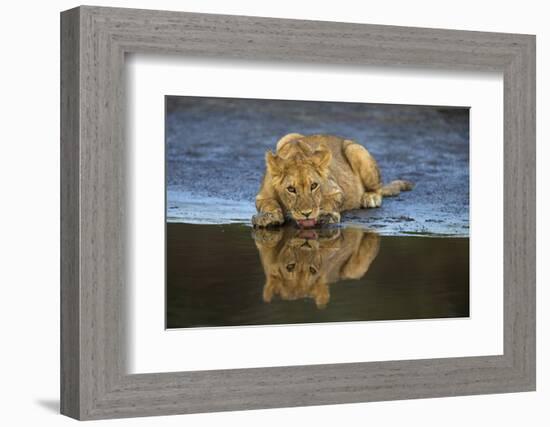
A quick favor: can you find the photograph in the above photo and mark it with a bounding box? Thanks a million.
[165,96,470,328]
[51,3,537,421]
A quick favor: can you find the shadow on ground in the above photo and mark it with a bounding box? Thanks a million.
[35,399,59,414]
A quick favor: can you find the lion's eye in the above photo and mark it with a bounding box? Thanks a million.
[311,182,318,190]
[287,186,296,193]
[309,266,317,274]
[286,263,296,272]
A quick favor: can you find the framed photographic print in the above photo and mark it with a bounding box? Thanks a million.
[60,5,536,420]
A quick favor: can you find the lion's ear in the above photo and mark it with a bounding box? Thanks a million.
[263,275,279,303]
[312,146,332,172]
[314,281,330,309]
[266,151,283,177]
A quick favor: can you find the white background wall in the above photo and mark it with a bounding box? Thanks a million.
[0,0,546,425]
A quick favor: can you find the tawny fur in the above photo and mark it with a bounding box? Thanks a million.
[253,227,380,309]
[252,133,413,228]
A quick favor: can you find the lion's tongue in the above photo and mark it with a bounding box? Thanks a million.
[297,219,317,228]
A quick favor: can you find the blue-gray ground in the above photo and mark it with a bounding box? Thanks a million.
[166,97,469,236]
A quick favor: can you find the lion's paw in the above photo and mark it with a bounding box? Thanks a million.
[361,192,382,208]
[252,228,283,247]
[252,211,284,228]
[318,211,341,225]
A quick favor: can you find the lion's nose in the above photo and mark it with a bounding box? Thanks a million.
[302,210,312,218]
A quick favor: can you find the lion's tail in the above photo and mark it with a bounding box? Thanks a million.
[380,180,414,197]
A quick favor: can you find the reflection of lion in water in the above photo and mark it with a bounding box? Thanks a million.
[252,133,413,228]
[253,226,380,309]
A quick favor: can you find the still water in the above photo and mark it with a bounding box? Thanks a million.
[166,223,469,329]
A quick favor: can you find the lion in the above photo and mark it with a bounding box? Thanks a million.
[252,133,413,228]
[252,226,380,309]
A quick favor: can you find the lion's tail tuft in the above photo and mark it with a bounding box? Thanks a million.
[380,180,414,197]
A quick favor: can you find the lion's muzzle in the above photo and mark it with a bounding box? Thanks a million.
[296,218,317,228]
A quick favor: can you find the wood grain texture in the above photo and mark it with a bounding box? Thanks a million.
[60,7,80,419]
[60,5,536,420]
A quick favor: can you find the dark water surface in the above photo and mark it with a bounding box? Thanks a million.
[167,223,469,329]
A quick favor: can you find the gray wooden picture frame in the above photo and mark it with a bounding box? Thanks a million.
[60,5,536,420]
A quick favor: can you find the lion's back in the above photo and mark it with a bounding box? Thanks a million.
[276,134,352,169]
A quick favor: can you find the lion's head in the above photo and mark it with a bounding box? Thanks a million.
[259,228,337,309]
[253,226,379,309]
[265,142,332,228]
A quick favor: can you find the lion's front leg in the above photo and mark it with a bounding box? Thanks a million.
[318,211,341,225]
[252,197,285,228]
[252,227,284,248]
[318,191,343,225]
